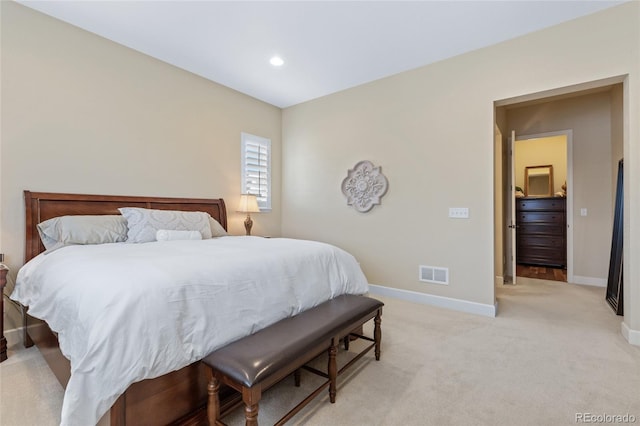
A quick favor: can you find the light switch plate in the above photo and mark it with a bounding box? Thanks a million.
[449,207,469,219]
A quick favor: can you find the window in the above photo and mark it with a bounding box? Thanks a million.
[241,132,271,211]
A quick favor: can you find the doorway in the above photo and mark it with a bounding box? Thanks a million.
[494,79,624,290]
[514,133,570,283]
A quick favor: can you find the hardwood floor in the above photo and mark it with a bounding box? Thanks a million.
[516,264,567,282]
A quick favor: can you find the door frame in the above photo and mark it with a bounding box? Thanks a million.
[511,130,573,283]
[493,76,635,345]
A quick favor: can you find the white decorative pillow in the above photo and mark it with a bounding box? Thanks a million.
[119,207,212,243]
[208,216,228,237]
[37,215,128,252]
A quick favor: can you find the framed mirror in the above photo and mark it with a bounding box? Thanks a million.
[525,165,553,197]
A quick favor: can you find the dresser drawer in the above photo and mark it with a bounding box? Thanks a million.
[517,211,564,225]
[517,235,564,249]
[517,198,566,212]
[518,223,565,237]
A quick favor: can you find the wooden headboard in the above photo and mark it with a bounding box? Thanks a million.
[24,190,228,263]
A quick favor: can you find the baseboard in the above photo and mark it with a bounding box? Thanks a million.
[571,275,607,287]
[368,284,497,317]
[621,322,640,346]
[495,275,504,286]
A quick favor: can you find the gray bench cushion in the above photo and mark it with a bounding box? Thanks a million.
[203,294,383,388]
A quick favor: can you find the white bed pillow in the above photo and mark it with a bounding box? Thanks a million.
[37,215,128,252]
[208,216,228,237]
[119,207,212,243]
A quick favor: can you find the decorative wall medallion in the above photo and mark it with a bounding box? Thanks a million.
[341,160,389,212]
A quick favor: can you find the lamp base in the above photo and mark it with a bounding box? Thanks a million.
[244,214,253,236]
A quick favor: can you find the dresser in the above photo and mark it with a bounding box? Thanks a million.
[516,197,566,268]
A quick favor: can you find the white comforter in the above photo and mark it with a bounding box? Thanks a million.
[11,236,369,426]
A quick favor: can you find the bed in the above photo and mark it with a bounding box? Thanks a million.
[13,191,369,426]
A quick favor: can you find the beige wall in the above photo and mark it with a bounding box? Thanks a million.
[612,84,624,203]
[514,136,566,196]
[0,2,282,328]
[282,0,640,332]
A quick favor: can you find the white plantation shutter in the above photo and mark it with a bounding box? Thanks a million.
[241,133,271,210]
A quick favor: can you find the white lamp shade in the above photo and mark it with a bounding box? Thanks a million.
[237,194,260,213]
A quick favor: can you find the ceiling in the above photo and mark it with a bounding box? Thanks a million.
[19,1,625,108]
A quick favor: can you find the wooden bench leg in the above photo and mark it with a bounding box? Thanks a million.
[207,375,220,426]
[294,369,301,387]
[374,309,382,361]
[242,386,261,426]
[344,325,363,350]
[244,404,258,426]
[328,340,337,403]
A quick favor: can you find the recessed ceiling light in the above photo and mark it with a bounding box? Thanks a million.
[270,56,284,67]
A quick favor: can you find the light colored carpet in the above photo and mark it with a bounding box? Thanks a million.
[2,278,639,426]
[0,344,64,426]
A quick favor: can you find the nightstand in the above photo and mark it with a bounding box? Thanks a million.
[0,263,8,362]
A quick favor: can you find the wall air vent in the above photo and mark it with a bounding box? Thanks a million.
[419,265,449,285]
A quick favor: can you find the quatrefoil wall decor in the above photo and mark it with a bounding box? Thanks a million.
[341,160,389,212]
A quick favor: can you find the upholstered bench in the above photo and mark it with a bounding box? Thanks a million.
[202,294,383,426]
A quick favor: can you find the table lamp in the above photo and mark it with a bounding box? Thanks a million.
[237,194,260,235]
